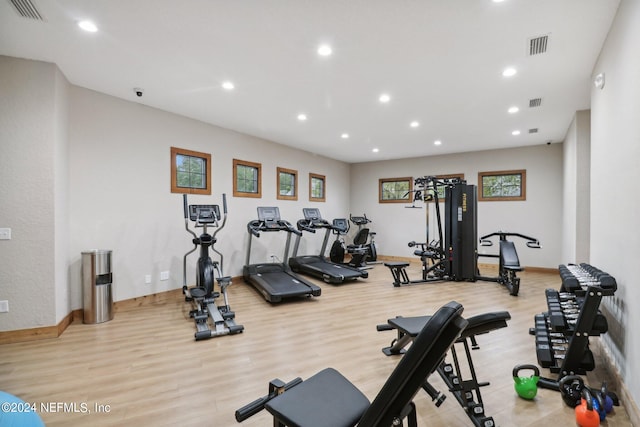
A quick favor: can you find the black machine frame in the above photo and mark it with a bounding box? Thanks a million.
[181,193,243,341]
[383,176,539,296]
[243,206,321,303]
[377,310,511,427]
[476,231,541,296]
[289,208,368,284]
[384,176,477,286]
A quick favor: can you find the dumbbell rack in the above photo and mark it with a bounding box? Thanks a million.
[531,263,617,389]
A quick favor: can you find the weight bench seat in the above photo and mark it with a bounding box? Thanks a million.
[388,311,511,340]
[245,301,468,427]
[384,262,410,286]
[265,368,369,427]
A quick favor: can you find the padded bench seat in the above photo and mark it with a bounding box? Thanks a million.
[388,311,511,340]
[384,262,410,286]
[266,368,370,427]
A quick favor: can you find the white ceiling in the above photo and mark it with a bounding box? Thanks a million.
[0,0,620,163]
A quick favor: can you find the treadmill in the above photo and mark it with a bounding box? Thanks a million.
[289,208,368,284]
[243,207,322,303]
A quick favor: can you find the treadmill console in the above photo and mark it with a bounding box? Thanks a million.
[189,205,220,224]
[303,208,329,227]
[257,206,282,229]
[303,208,321,220]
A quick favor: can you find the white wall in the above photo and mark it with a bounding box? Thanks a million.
[349,144,563,269]
[590,0,640,408]
[562,110,591,264]
[68,86,351,308]
[0,56,68,330]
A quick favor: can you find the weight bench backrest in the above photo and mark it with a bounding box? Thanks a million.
[352,228,370,246]
[500,240,521,269]
[358,301,468,426]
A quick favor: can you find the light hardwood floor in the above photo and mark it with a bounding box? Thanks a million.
[0,263,633,426]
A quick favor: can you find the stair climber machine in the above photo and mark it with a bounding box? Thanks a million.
[289,208,368,284]
[244,207,322,303]
[181,194,243,341]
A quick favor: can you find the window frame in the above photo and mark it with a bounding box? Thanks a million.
[277,167,298,201]
[379,177,413,203]
[478,169,526,201]
[170,146,211,195]
[309,173,326,202]
[233,158,262,198]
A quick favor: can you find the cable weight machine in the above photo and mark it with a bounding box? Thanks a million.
[385,176,477,285]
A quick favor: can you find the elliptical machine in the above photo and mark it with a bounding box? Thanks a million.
[182,193,243,341]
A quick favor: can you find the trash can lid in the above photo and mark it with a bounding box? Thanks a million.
[82,249,113,254]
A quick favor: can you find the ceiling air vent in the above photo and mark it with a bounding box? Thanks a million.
[528,128,539,134]
[7,0,44,20]
[528,35,549,56]
[529,98,542,108]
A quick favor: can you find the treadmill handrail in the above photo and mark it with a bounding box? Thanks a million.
[296,219,317,233]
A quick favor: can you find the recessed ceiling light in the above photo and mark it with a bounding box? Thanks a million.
[317,44,333,56]
[512,130,521,135]
[434,140,442,146]
[297,113,307,121]
[492,0,506,3]
[502,67,517,77]
[379,93,391,103]
[410,121,420,128]
[341,133,349,139]
[372,148,380,153]
[508,106,519,114]
[221,81,235,90]
[78,20,98,32]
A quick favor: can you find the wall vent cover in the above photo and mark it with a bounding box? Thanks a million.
[529,98,542,108]
[528,128,539,134]
[528,35,549,55]
[7,0,44,20]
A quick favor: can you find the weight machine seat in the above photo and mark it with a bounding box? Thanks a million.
[346,228,370,254]
[264,301,468,427]
[387,310,511,341]
[413,249,439,259]
[500,240,523,271]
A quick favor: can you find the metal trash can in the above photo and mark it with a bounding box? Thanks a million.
[81,250,114,324]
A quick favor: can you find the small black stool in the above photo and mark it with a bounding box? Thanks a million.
[384,262,410,286]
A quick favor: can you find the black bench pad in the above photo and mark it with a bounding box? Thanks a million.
[388,311,511,339]
[265,367,370,427]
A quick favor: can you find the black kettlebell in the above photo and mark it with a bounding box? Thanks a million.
[512,364,540,400]
[559,375,585,407]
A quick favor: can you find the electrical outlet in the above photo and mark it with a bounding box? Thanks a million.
[0,300,8,313]
[0,228,11,240]
[145,275,152,284]
[160,271,169,281]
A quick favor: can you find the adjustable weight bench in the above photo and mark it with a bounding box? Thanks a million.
[236,301,468,427]
[377,310,511,427]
